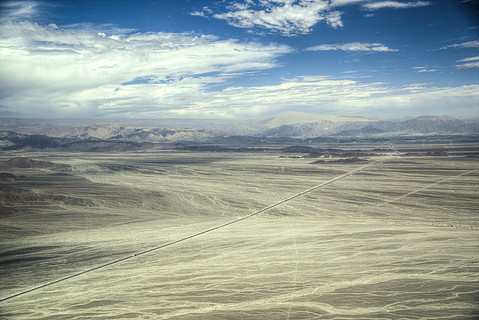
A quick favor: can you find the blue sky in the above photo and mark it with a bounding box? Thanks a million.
[0,0,477,119]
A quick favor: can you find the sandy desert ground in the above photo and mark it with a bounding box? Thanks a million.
[0,143,478,319]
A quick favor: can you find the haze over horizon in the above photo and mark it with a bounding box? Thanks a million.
[0,0,478,120]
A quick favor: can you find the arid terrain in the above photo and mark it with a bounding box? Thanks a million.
[0,138,478,319]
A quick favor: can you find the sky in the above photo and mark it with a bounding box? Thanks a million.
[0,0,478,120]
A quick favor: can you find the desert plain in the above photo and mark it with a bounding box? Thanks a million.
[0,139,478,319]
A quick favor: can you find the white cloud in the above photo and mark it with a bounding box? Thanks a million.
[203,0,339,36]
[193,0,433,36]
[325,11,344,28]
[412,66,436,72]
[0,2,476,119]
[331,0,368,6]
[305,42,398,52]
[165,77,479,119]
[1,24,477,120]
[456,56,479,69]
[441,40,479,49]
[0,21,291,118]
[190,11,207,18]
[0,1,40,21]
[362,1,431,10]
[457,56,479,62]
[456,63,479,69]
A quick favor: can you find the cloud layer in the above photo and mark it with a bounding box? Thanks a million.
[192,0,432,36]
[456,56,479,69]
[175,78,479,119]
[362,1,430,10]
[0,0,476,120]
[0,21,290,117]
[305,42,398,52]
[0,0,40,21]
[1,19,477,119]
[441,40,479,50]
[203,0,341,36]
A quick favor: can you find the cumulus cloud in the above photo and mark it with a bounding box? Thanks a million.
[194,0,340,36]
[362,1,431,10]
[0,21,291,117]
[1,1,476,119]
[192,0,434,36]
[305,42,398,52]
[2,20,474,119]
[190,11,207,18]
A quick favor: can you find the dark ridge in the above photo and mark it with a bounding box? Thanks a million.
[0,172,17,182]
[61,140,142,152]
[1,157,72,171]
[310,157,368,164]
[306,151,375,158]
[3,133,66,149]
[402,150,450,157]
[174,144,268,152]
[280,146,317,153]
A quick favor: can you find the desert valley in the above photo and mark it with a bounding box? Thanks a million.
[0,114,478,319]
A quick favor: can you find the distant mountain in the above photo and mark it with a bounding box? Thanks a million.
[0,113,478,151]
[265,112,371,127]
[330,116,478,137]
[258,113,478,138]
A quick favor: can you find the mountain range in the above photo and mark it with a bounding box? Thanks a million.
[1,112,478,150]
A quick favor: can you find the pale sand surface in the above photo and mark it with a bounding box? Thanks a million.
[0,151,478,319]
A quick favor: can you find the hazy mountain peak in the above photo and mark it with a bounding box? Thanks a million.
[266,112,372,128]
[411,115,458,121]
